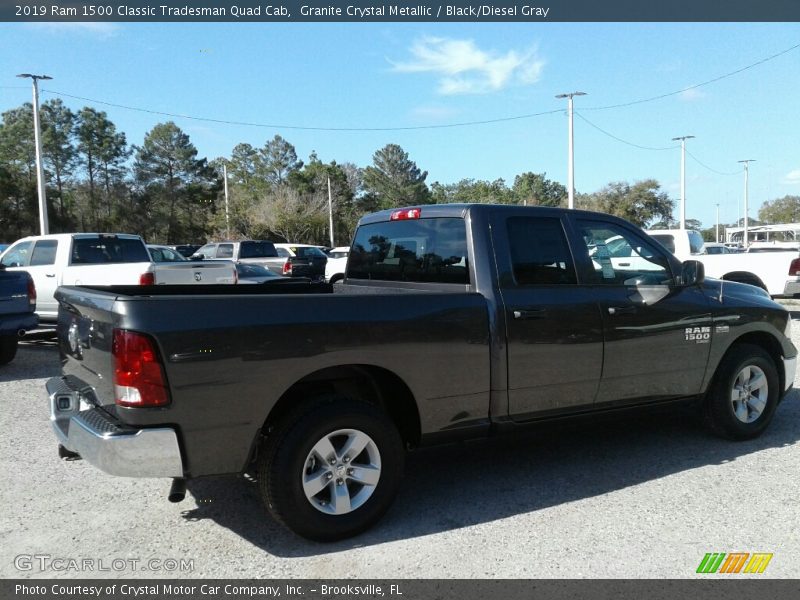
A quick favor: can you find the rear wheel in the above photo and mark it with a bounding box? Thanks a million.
[0,335,18,366]
[704,344,779,440]
[258,396,404,541]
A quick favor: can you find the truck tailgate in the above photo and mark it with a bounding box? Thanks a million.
[154,261,236,284]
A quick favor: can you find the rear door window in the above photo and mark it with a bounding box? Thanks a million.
[216,244,234,259]
[30,240,58,266]
[348,217,469,284]
[507,217,577,285]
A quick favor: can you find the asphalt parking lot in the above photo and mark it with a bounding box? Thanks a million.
[2,309,799,579]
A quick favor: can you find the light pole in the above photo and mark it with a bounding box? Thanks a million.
[671,135,694,229]
[738,159,756,248]
[222,163,230,239]
[715,203,720,243]
[556,91,586,209]
[17,73,52,235]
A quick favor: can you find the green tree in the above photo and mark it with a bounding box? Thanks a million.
[41,99,77,226]
[758,195,800,224]
[362,144,430,209]
[512,172,567,207]
[76,108,129,230]
[134,122,216,242]
[583,179,674,228]
[0,105,38,239]
[430,178,512,204]
[259,135,303,187]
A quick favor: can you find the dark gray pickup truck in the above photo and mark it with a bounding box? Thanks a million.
[47,204,796,541]
[0,266,38,365]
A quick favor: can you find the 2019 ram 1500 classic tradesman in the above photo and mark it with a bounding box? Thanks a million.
[46,204,797,541]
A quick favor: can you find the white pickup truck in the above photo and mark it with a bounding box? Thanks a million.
[646,229,800,297]
[0,233,237,322]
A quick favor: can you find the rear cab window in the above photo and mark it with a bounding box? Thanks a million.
[348,217,469,285]
[240,241,277,258]
[70,237,150,264]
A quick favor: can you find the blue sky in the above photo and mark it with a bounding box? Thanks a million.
[1,21,798,229]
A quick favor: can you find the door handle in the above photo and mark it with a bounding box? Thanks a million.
[46,273,56,278]
[618,262,631,267]
[608,305,636,315]
[513,308,547,320]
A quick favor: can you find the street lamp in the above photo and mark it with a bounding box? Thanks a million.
[17,73,52,235]
[556,91,587,209]
[738,159,756,248]
[671,135,695,229]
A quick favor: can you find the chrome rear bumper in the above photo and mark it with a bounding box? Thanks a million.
[47,376,183,478]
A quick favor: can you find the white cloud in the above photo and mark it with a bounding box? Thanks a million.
[783,169,800,185]
[25,22,120,39]
[391,37,545,95]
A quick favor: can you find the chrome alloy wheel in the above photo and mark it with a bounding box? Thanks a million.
[730,365,769,424]
[302,428,382,515]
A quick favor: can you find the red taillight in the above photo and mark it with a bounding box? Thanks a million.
[27,277,36,309]
[139,272,155,286]
[112,329,170,407]
[390,208,422,221]
[790,258,800,276]
[282,260,292,275]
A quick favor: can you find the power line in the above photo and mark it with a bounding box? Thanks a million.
[574,112,677,151]
[40,89,563,131]
[16,41,795,133]
[685,148,742,176]
[582,42,800,111]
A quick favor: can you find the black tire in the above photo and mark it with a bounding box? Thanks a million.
[0,335,18,366]
[257,396,404,542]
[704,343,779,440]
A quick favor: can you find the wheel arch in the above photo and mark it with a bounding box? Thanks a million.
[714,332,786,394]
[255,364,421,461]
[721,271,768,291]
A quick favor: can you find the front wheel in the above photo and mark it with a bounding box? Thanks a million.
[704,344,779,440]
[258,397,404,541]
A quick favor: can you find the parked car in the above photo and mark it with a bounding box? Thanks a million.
[325,246,350,284]
[170,244,201,258]
[646,228,799,297]
[0,234,236,322]
[192,240,277,264]
[0,266,37,365]
[47,204,796,541]
[273,243,328,281]
[235,262,283,284]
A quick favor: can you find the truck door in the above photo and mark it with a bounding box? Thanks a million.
[572,218,713,404]
[491,212,604,421]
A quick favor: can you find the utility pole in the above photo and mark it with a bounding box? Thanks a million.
[715,203,720,243]
[17,73,52,235]
[671,135,694,229]
[222,164,230,239]
[327,176,335,248]
[738,159,756,248]
[556,91,586,209]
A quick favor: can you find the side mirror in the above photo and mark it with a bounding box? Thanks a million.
[680,260,705,286]
[190,253,204,260]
